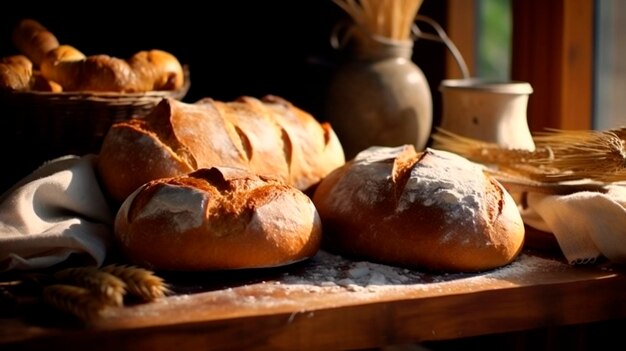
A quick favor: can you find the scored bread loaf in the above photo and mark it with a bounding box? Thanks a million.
[312,145,525,272]
[114,166,322,270]
[97,95,345,204]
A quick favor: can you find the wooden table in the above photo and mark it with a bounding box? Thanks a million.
[2,247,626,351]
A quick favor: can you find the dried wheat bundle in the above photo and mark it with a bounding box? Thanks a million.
[432,127,626,183]
[333,0,424,40]
[54,267,126,307]
[606,126,626,141]
[101,264,170,301]
[43,284,108,323]
[40,265,168,324]
[533,129,626,181]
[432,128,542,165]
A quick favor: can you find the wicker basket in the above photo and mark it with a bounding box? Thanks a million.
[0,67,190,191]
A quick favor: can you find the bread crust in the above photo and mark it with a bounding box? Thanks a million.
[12,19,184,93]
[98,96,345,204]
[40,46,184,92]
[312,145,525,272]
[114,167,322,270]
[12,19,59,67]
[0,55,33,91]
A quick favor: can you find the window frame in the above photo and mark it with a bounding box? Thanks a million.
[446,0,593,132]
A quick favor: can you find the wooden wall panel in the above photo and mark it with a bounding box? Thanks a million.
[511,0,593,132]
[445,0,477,79]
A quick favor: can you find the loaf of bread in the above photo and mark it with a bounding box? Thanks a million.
[11,18,184,93]
[114,166,322,270]
[97,95,345,204]
[312,145,525,272]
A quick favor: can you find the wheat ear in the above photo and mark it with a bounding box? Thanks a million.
[333,0,424,40]
[431,128,543,165]
[532,128,626,180]
[43,284,108,323]
[101,264,170,301]
[432,127,626,183]
[54,267,126,307]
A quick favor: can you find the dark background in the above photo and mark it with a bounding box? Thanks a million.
[0,1,448,120]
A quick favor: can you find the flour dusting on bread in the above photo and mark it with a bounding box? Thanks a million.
[312,144,525,272]
[399,149,486,238]
[134,185,206,234]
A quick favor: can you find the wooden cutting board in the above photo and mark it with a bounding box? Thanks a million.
[2,249,626,351]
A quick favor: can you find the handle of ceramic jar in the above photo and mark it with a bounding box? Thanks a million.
[330,19,355,50]
[412,15,470,79]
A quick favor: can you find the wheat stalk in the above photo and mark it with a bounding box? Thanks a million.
[101,264,170,301]
[432,128,542,165]
[43,284,108,323]
[432,127,626,183]
[54,267,126,307]
[39,265,168,324]
[333,0,424,40]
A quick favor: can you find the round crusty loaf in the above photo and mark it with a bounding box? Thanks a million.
[312,145,525,272]
[98,95,345,204]
[114,166,322,271]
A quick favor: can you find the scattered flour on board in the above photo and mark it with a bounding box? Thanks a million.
[150,251,575,316]
[274,250,568,294]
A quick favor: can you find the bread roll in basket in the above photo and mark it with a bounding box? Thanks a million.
[0,19,190,191]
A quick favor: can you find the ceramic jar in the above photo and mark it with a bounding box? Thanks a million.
[438,78,535,150]
[324,32,433,160]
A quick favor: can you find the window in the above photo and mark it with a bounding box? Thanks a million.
[476,0,511,80]
[447,0,593,132]
[594,0,626,130]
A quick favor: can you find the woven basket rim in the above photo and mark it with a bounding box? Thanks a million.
[5,64,191,102]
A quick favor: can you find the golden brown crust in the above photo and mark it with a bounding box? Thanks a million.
[13,19,184,93]
[30,72,63,92]
[114,167,322,270]
[261,95,346,190]
[12,19,60,67]
[97,121,194,204]
[0,55,33,91]
[40,46,184,93]
[127,50,185,91]
[312,145,525,272]
[210,97,291,179]
[98,96,345,204]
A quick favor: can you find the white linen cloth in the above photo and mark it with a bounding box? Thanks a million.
[520,184,626,264]
[0,155,114,272]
